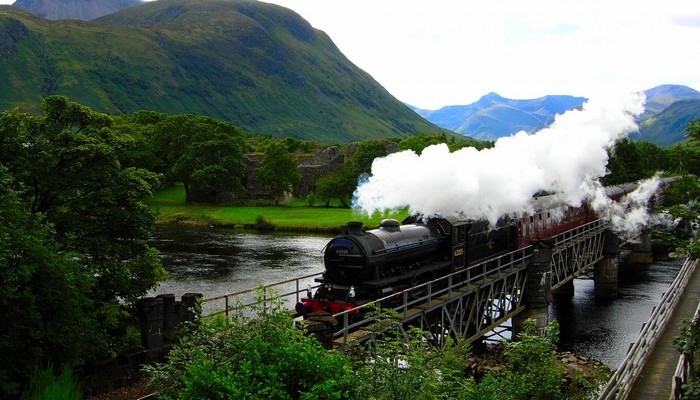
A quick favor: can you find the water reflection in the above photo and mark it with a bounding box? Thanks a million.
[149,225,331,299]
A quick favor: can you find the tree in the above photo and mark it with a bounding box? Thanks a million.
[398,133,445,155]
[314,140,390,207]
[0,96,166,394]
[349,140,388,177]
[151,115,247,203]
[255,140,301,203]
[0,168,97,397]
[686,119,700,142]
[603,138,646,185]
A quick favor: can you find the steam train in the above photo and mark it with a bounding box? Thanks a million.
[295,178,675,317]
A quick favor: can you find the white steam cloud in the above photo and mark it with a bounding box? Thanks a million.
[353,93,663,237]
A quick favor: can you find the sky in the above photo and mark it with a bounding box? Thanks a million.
[2,0,699,109]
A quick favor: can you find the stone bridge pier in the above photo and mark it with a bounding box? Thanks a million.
[595,232,620,299]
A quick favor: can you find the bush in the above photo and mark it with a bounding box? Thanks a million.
[472,319,563,400]
[349,308,476,400]
[145,288,354,399]
[22,365,80,400]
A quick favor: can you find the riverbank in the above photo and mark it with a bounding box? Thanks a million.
[146,184,408,233]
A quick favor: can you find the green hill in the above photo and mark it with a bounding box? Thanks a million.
[633,99,700,146]
[0,0,446,142]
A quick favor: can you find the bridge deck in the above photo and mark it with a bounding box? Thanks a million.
[627,261,700,399]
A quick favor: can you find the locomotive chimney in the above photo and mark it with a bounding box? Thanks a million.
[347,221,364,235]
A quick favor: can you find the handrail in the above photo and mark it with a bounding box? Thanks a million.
[201,271,324,318]
[671,299,700,399]
[598,258,698,400]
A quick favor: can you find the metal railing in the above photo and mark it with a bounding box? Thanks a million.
[201,271,323,318]
[671,300,700,399]
[598,258,698,400]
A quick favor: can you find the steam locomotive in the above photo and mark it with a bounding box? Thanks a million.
[295,178,675,317]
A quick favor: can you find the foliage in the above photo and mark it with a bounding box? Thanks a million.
[688,119,700,142]
[314,140,390,207]
[674,316,700,399]
[305,193,317,207]
[350,308,476,400]
[603,139,661,185]
[0,96,166,395]
[22,364,80,400]
[664,176,700,206]
[473,319,564,400]
[145,288,354,400]
[148,114,247,203]
[0,169,97,397]
[255,140,301,202]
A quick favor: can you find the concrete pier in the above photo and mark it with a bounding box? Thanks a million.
[594,231,620,299]
[629,230,654,264]
[513,241,553,337]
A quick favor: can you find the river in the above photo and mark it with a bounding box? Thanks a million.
[149,225,683,368]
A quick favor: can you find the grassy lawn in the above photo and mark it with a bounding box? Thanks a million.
[146,184,409,232]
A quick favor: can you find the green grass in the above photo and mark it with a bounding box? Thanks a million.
[146,184,409,232]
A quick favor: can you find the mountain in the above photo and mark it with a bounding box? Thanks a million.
[632,99,700,146]
[411,93,587,141]
[412,84,700,145]
[0,0,446,143]
[639,84,700,120]
[12,0,142,21]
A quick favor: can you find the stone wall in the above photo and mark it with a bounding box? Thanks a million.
[236,140,399,201]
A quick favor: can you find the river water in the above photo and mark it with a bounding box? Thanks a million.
[149,225,683,369]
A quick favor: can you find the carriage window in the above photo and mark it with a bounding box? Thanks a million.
[537,214,543,231]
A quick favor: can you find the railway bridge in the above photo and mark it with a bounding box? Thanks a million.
[201,216,660,349]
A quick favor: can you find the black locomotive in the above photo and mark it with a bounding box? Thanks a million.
[297,216,515,315]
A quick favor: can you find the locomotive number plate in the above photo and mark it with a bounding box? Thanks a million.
[454,247,464,257]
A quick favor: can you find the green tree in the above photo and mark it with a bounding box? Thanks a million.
[603,138,646,185]
[398,133,445,155]
[349,140,389,176]
[0,96,166,395]
[151,115,247,203]
[0,168,97,397]
[255,140,301,203]
[686,119,700,142]
[314,172,349,207]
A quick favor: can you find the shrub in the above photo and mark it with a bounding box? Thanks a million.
[145,288,354,399]
[22,365,80,400]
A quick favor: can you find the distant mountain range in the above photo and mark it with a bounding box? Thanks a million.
[409,93,587,141]
[410,85,700,146]
[0,0,446,143]
[12,0,142,21]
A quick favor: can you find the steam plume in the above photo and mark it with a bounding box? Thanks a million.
[353,93,661,236]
